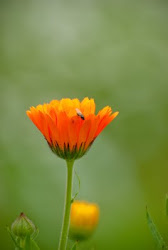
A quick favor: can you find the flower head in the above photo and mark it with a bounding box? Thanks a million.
[69,200,99,240]
[27,97,118,160]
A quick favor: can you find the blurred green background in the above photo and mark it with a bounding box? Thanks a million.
[1,0,168,249]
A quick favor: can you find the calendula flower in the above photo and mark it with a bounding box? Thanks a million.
[26,97,119,250]
[69,201,99,240]
[26,97,118,160]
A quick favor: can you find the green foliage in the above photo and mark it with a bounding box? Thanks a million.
[146,208,167,249]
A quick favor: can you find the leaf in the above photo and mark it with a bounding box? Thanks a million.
[146,207,167,249]
[165,195,168,217]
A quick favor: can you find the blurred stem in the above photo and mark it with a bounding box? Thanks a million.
[58,160,74,250]
[19,238,25,249]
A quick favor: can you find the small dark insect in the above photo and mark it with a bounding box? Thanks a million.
[75,108,85,120]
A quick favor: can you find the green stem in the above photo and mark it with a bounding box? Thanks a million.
[58,160,74,250]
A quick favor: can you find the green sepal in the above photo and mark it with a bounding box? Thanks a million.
[49,140,94,160]
[30,239,40,250]
[6,227,22,249]
[7,226,40,250]
[25,236,40,250]
[146,207,167,249]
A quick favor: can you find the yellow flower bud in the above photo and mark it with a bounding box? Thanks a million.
[69,201,99,240]
[11,212,36,238]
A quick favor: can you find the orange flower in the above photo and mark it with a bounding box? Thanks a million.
[69,200,99,240]
[26,97,118,160]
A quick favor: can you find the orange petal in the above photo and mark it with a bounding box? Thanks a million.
[80,98,95,117]
[84,115,100,150]
[95,111,119,137]
[77,119,92,149]
[56,111,69,150]
[68,116,81,150]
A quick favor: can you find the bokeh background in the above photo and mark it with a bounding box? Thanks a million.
[1,0,168,249]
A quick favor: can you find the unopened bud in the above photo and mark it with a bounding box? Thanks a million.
[69,201,99,240]
[11,212,36,238]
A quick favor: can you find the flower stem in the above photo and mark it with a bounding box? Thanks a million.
[58,160,74,250]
